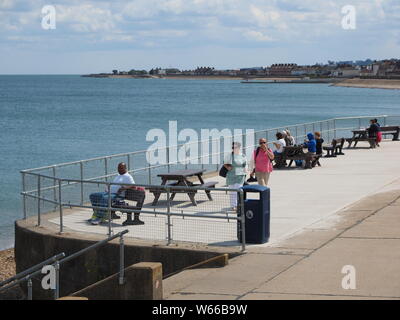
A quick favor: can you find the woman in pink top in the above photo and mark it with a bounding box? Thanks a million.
[249,138,274,186]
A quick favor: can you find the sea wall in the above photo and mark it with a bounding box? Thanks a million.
[14,220,235,299]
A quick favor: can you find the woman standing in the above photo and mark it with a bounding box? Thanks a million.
[374,118,382,147]
[249,138,274,186]
[224,142,247,210]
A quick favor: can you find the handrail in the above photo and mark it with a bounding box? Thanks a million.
[21,115,392,174]
[0,253,66,298]
[0,231,129,300]
[0,253,66,289]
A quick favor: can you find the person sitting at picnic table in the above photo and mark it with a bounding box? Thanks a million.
[303,133,317,168]
[249,138,274,186]
[273,132,286,155]
[304,133,317,154]
[88,162,136,225]
[283,130,296,146]
[224,142,247,210]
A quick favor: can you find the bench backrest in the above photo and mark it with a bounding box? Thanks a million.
[380,126,400,132]
[283,146,304,157]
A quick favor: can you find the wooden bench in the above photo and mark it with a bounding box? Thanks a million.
[112,188,146,225]
[274,146,317,169]
[346,137,376,148]
[379,126,400,141]
[323,138,345,157]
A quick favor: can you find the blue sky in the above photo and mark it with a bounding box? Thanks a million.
[0,0,399,74]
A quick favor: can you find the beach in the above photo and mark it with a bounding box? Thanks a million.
[0,248,23,300]
[333,78,400,90]
[0,249,15,283]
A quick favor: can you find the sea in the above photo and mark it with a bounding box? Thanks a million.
[0,75,399,250]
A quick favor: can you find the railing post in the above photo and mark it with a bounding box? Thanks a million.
[104,157,108,182]
[166,187,172,245]
[333,119,337,139]
[239,190,246,252]
[22,172,27,220]
[54,261,60,300]
[80,161,84,205]
[383,116,387,126]
[58,179,63,233]
[119,235,125,285]
[108,184,112,236]
[127,154,131,171]
[53,166,57,211]
[27,278,32,300]
[184,144,188,170]
[358,117,361,129]
[37,175,41,226]
[327,121,330,142]
[167,146,171,173]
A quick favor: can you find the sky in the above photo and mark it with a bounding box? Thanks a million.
[0,0,399,74]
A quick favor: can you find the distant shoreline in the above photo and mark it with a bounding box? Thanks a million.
[333,78,400,90]
[81,74,303,81]
[82,74,400,89]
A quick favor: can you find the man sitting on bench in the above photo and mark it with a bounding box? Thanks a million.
[88,162,137,225]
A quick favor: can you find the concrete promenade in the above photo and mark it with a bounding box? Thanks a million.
[163,140,400,299]
[50,140,400,249]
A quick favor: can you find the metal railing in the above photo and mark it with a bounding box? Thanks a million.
[0,253,66,300]
[0,230,128,300]
[21,174,247,251]
[19,115,400,249]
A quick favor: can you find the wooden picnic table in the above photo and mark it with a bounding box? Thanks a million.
[149,169,217,206]
[346,129,376,148]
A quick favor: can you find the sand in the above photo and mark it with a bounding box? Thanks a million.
[0,248,15,283]
[0,248,24,300]
[333,78,400,90]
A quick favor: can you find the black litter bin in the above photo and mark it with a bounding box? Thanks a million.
[237,185,270,244]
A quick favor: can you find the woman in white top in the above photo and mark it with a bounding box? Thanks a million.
[273,132,286,155]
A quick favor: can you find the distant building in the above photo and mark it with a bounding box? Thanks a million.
[332,68,360,78]
[269,63,297,76]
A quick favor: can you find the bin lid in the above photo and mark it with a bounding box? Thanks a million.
[241,185,269,193]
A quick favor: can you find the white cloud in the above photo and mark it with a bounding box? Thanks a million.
[244,30,273,42]
[57,4,123,32]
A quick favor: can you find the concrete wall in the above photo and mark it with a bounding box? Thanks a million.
[15,221,234,300]
[70,262,163,300]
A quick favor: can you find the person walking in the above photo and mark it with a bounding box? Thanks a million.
[224,142,247,210]
[249,138,274,186]
[374,118,382,147]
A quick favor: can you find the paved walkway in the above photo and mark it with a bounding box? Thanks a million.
[164,186,400,299]
[49,140,400,250]
[163,140,400,299]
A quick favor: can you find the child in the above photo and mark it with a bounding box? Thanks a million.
[313,131,324,167]
[314,131,324,156]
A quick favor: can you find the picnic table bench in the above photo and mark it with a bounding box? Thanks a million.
[111,188,146,225]
[346,129,376,148]
[149,169,218,206]
[323,138,345,157]
[274,145,317,169]
[379,126,400,141]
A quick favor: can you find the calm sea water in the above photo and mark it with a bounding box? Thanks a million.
[0,75,399,249]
